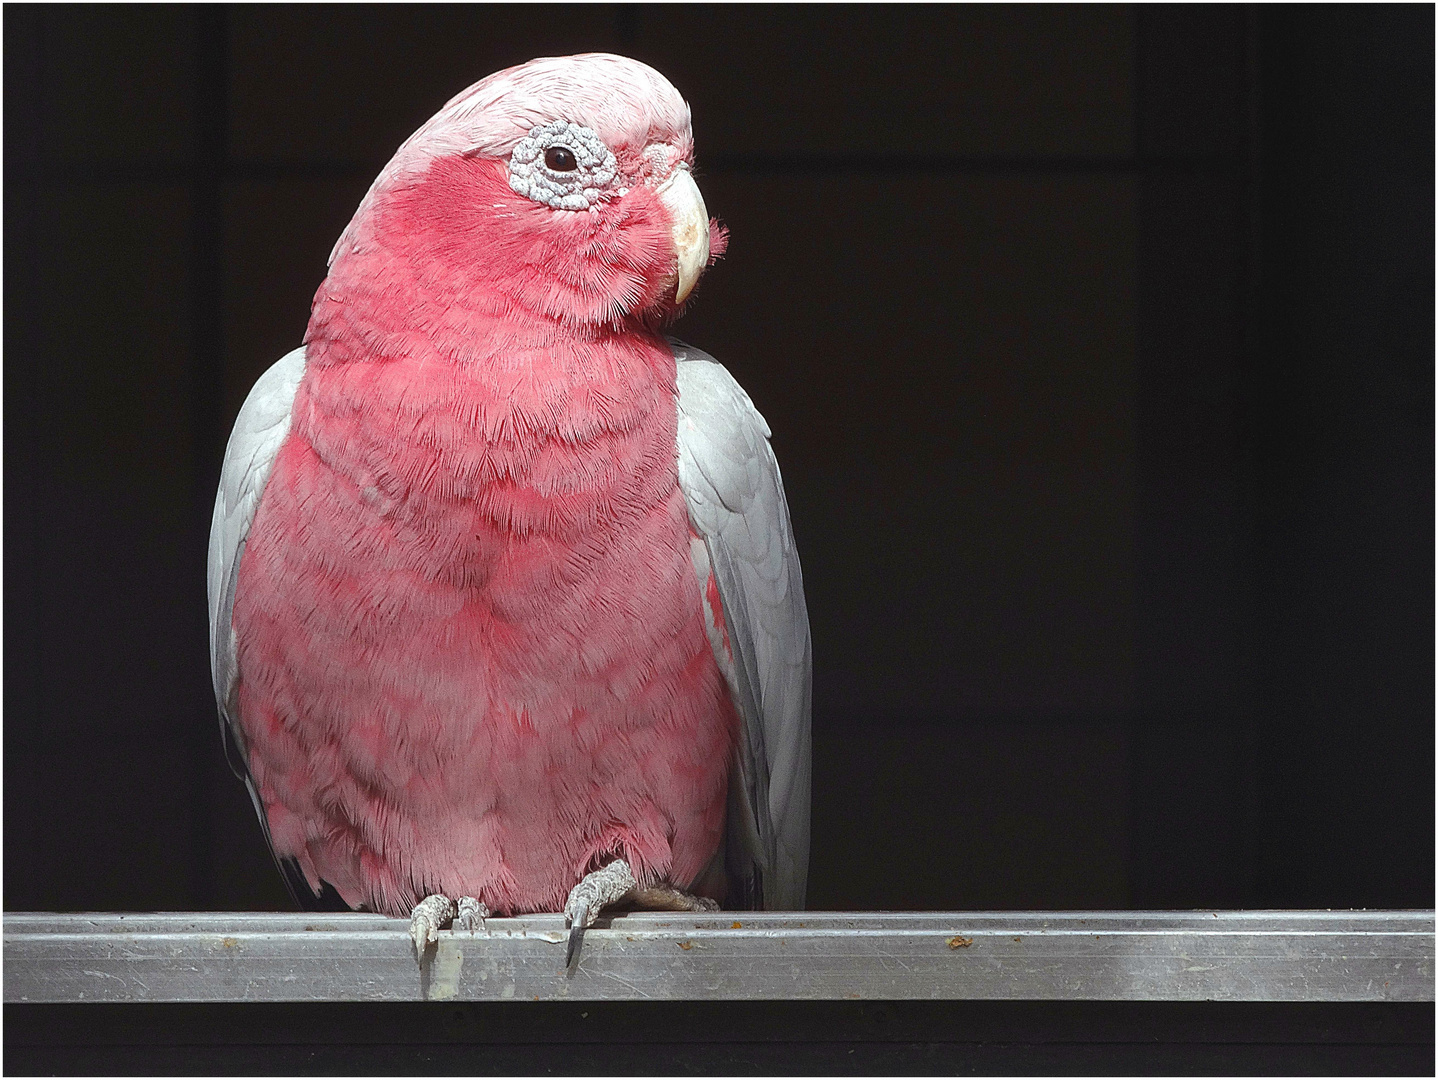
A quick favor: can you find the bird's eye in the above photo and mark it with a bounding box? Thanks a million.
[509,122,616,210]
[545,146,578,172]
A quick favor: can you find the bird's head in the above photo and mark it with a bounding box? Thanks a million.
[325,53,726,332]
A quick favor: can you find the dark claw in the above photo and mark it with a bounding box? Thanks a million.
[565,921,586,971]
[565,899,589,972]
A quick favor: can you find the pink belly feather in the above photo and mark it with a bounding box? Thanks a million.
[231,323,736,917]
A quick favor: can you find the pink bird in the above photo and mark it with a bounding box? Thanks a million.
[207,54,811,960]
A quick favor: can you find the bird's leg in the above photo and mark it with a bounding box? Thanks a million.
[455,895,489,932]
[628,883,721,913]
[408,894,455,960]
[564,858,637,968]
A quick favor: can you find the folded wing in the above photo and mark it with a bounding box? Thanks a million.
[672,339,812,909]
[206,347,339,906]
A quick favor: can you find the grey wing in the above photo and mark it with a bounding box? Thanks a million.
[672,339,812,910]
[206,347,308,888]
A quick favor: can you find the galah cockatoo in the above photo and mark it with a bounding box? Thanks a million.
[207,53,811,961]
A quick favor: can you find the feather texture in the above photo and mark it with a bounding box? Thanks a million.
[208,348,306,765]
[206,54,808,920]
[673,340,812,908]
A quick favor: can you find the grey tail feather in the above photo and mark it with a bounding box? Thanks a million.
[723,792,764,910]
[220,717,252,783]
[222,710,351,914]
[278,857,352,913]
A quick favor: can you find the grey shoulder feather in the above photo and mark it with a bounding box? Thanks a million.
[206,346,305,787]
[671,338,812,909]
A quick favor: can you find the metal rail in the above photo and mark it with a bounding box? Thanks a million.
[5,910,1432,1004]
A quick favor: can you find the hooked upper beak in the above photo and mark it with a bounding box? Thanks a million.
[654,167,709,304]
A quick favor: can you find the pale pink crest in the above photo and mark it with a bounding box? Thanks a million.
[331,53,695,266]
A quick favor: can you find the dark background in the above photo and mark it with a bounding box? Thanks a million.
[6,4,1432,915]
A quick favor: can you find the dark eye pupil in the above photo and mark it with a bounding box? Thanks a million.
[545,147,577,171]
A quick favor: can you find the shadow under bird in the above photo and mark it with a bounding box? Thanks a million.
[206,53,811,967]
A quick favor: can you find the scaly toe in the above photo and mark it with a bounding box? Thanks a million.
[563,859,638,971]
[564,859,637,928]
[455,896,489,932]
[629,883,722,913]
[408,894,455,960]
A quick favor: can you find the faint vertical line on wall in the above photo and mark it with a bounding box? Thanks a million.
[1128,6,1257,908]
[1235,2,1265,912]
[187,2,231,910]
[1123,2,1146,914]
[4,5,48,769]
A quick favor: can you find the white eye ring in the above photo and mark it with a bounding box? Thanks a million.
[508,121,617,211]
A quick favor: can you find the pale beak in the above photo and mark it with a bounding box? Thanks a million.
[655,167,709,303]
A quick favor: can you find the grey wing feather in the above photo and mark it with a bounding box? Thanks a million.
[206,347,306,832]
[672,338,812,910]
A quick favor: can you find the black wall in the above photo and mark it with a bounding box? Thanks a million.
[6,5,1432,913]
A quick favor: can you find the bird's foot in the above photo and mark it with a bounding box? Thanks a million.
[455,896,489,932]
[409,894,455,960]
[629,883,721,913]
[409,895,490,960]
[564,858,637,968]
